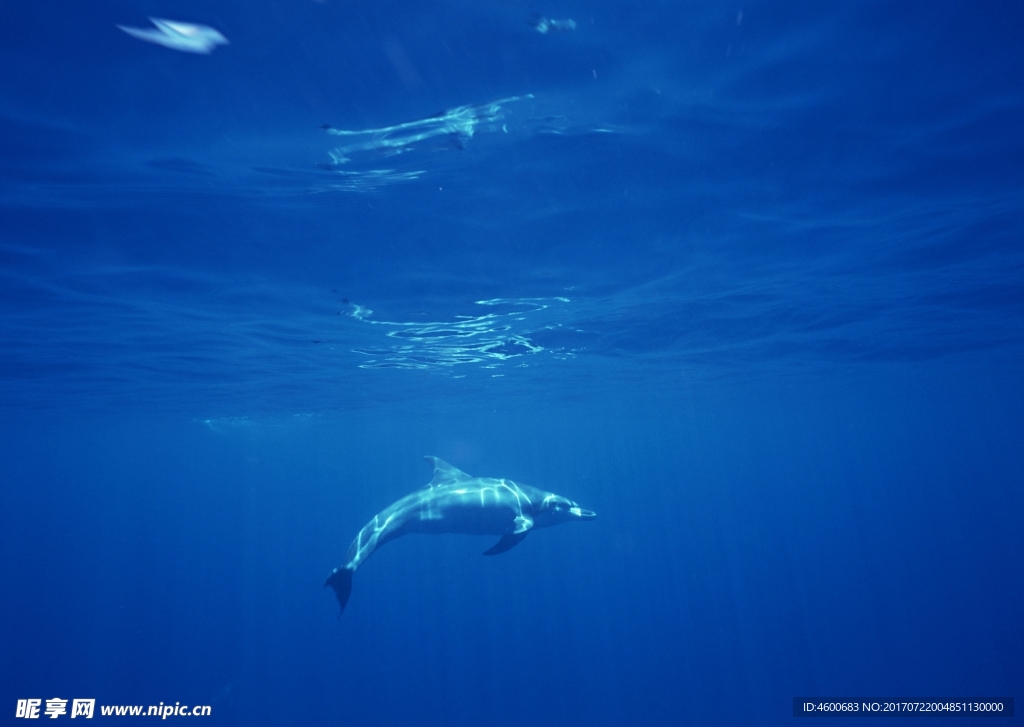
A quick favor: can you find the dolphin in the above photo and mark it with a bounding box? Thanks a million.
[325,456,596,614]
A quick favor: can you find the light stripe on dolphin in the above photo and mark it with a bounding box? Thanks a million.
[325,457,596,614]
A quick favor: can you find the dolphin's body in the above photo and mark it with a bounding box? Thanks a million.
[325,456,596,614]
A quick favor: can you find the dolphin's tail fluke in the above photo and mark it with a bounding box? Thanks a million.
[324,567,353,615]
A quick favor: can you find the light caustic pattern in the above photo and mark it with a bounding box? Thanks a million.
[345,511,398,570]
[347,297,571,371]
[315,96,531,190]
[323,95,531,165]
[448,480,534,533]
[344,476,533,570]
[312,94,622,191]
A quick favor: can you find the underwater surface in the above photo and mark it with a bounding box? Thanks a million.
[1,0,1022,724]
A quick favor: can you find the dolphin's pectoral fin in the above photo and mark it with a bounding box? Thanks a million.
[483,531,528,556]
[324,567,353,616]
[424,456,473,487]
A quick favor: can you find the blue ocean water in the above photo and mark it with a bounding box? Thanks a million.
[1,0,1022,724]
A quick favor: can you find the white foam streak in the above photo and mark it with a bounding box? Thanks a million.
[117,18,229,54]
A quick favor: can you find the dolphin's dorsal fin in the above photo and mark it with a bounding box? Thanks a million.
[424,456,472,487]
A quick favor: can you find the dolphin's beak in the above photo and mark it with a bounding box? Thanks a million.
[570,507,597,519]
